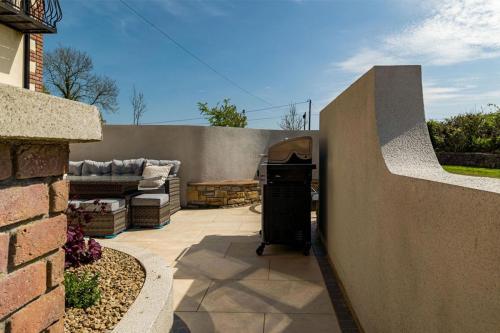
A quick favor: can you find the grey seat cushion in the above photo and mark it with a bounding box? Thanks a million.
[132,194,169,207]
[82,160,112,176]
[81,198,126,212]
[68,161,84,176]
[112,158,145,175]
[146,159,181,176]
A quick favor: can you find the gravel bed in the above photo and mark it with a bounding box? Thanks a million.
[64,247,145,333]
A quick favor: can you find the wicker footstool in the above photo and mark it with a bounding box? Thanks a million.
[75,199,127,238]
[131,194,170,228]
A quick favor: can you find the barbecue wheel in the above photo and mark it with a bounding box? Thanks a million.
[303,244,311,256]
[256,244,265,256]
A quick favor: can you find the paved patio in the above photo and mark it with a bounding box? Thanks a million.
[103,205,341,333]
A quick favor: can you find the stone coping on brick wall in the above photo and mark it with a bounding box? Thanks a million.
[187,179,260,208]
[0,83,102,142]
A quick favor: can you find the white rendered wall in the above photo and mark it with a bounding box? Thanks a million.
[70,125,319,206]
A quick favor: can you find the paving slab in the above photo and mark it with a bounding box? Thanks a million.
[199,280,334,314]
[103,206,341,333]
[174,312,264,333]
[173,279,212,312]
[264,313,342,333]
[173,256,270,280]
[269,256,324,282]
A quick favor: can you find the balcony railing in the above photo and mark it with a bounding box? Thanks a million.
[0,0,62,33]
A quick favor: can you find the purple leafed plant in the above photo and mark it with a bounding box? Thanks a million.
[64,200,105,268]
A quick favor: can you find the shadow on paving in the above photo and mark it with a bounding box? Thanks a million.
[169,225,359,333]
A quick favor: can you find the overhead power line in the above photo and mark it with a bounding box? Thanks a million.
[119,0,272,106]
[142,99,310,125]
[143,117,206,125]
[247,116,282,122]
[244,101,309,113]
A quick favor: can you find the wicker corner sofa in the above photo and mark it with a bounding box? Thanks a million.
[67,158,181,213]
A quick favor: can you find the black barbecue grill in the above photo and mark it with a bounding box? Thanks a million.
[256,136,316,256]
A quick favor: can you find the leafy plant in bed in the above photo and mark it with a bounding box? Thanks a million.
[65,271,101,308]
[63,200,146,332]
[65,200,104,268]
[64,200,104,310]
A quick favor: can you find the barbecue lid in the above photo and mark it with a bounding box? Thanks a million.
[267,136,313,163]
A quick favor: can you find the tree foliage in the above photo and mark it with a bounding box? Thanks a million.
[198,99,247,127]
[44,46,119,115]
[427,105,500,153]
[131,85,147,125]
[279,103,305,130]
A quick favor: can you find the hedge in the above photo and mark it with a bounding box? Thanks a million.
[427,107,500,153]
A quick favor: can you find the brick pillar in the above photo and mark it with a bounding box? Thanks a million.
[0,143,68,333]
[0,82,101,333]
[29,34,44,92]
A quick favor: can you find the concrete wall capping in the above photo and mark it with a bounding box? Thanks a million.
[0,83,102,143]
[319,65,500,332]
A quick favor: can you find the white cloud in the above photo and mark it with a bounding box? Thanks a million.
[337,0,500,73]
[421,76,500,105]
[423,83,464,102]
[336,49,404,73]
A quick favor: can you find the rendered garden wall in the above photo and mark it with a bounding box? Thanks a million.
[319,66,500,332]
[70,125,319,206]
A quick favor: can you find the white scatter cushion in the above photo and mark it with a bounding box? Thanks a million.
[142,163,173,179]
[138,176,165,189]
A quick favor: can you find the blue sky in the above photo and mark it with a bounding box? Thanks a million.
[44,0,500,129]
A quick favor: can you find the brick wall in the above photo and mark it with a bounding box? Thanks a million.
[29,34,44,92]
[0,141,68,333]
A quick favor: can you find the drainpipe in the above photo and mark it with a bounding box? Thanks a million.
[23,0,31,89]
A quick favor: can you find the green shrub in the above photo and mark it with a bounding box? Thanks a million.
[64,271,101,308]
[427,106,500,153]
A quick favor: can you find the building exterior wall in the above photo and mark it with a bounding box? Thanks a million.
[319,66,500,332]
[29,34,43,92]
[0,24,44,92]
[0,25,24,88]
[70,125,319,206]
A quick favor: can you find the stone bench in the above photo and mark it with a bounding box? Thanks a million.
[187,179,260,208]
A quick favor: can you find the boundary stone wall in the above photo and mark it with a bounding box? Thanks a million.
[436,152,500,169]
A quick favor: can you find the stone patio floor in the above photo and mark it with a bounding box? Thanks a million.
[102,205,342,333]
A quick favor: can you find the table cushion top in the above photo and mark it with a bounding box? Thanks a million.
[80,198,126,212]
